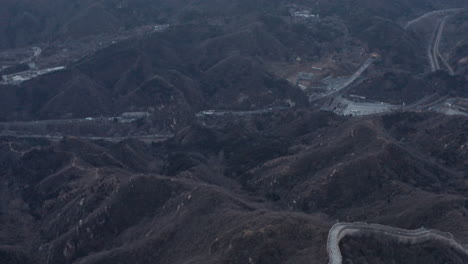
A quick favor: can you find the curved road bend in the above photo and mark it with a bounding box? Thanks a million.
[434,17,455,75]
[327,222,468,264]
[427,16,446,72]
[405,8,465,29]
[427,15,455,74]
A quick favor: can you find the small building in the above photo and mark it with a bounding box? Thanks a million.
[297,72,314,80]
[292,10,320,19]
[296,72,315,87]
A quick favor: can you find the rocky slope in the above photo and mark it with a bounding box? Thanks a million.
[1,1,468,264]
[1,111,467,264]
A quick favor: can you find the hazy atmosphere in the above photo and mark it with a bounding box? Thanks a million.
[0,1,467,263]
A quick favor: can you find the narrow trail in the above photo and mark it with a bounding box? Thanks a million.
[2,141,42,157]
[370,119,463,178]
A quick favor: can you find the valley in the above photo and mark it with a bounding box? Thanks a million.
[0,1,467,264]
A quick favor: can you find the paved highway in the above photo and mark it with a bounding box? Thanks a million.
[0,114,174,143]
[408,8,463,74]
[428,97,468,116]
[434,17,455,75]
[0,116,112,127]
[336,58,375,93]
[0,134,173,143]
[429,16,449,72]
[327,222,468,264]
[428,19,441,71]
[196,106,289,117]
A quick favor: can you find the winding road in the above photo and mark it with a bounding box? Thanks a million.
[428,16,453,74]
[434,17,455,75]
[404,8,465,29]
[406,8,466,74]
[428,19,441,71]
[327,222,468,264]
